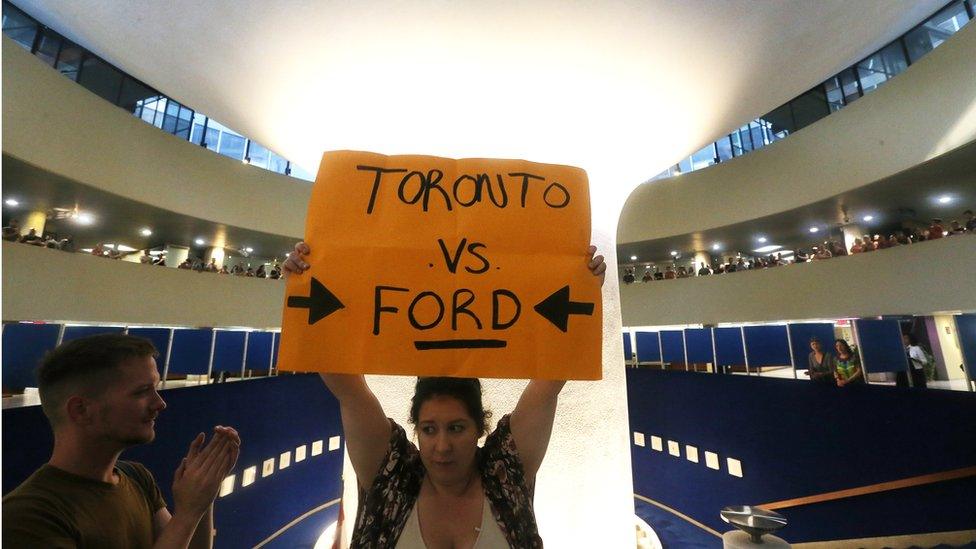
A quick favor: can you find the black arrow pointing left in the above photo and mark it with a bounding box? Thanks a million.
[287,277,344,325]
[534,285,594,332]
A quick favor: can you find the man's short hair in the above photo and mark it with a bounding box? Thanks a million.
[37,334,158,427]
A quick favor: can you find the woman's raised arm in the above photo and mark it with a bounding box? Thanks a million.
[284,243,390,489]
[509,245,605,480]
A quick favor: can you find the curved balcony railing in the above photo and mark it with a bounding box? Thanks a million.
[1,0,315,181]
[652,0,974,180]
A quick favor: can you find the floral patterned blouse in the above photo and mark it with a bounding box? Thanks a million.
[350,414,542,548]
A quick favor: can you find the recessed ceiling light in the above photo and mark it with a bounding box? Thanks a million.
[74,212,94,225]
[630,255,637,261]
[862,215,874,222]
[139,227,153,236]
[938,195,952,204]
[244,247,254,253]
[195,238,206,246]
[809,226,819,233]
[670,250,678,256]
[757,237,767,243]
[5,198,19,207]
[712,243,721,251]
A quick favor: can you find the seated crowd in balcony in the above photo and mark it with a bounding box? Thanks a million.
[623,210,974,283]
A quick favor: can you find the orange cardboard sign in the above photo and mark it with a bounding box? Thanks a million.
[278,151,601,380]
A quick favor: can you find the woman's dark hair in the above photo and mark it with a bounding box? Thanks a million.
[905,333,919,346]
[834,338,853,356]
[809,336,821,344]
[409,377,492,436]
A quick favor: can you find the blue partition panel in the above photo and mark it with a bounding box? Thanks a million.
[245,331,274,371]
[627,369,976,544]
[3,375,344,549]
[787,323,836,371]
[167,328,214,375]
[743,325,792,367]
[2,323,61,389]
[713,327,745,367]
[635,331,661,363]
[683,328,714,364]
[622,333,633,361]
[61,325,124,342]
[956,313,976,380]
[127,328,172,376]
[660,330,685,365]
[212,331,245,375]
[855,319,908,373]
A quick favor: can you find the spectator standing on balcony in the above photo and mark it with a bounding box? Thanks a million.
[59,236,75,253]
[806,337,836,385]
[794,249,810,262]
[255,265,267,278]
[850,238,865,254]
[887,235,901,247]
[641,268,653,282]
[140,250,154,264]
[663,265,676,279]
[178,258,193,270]
[948,220,966,235]
[268,265,282,279]
[873,235,889,250]
[928,219,945,239]
[902,333,930,389]
[828,239,847,257]
[2,218,20,241]
[697,263,711,276]
[834,339,863,387]
[964,210,975,232]
[812,246,832,260]
[735,257,746,271]
[205,259,218,273]
[861,235,876,251]
[218,265,229,275]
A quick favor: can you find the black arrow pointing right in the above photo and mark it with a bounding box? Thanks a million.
[533,285,594,332]
[287,277,344,325]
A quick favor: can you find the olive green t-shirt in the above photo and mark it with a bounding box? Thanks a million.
[2,461,167,548]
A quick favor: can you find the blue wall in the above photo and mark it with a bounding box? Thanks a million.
[628,369,976,544]
[2,375,344,548]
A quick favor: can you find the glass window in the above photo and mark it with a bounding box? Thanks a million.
[189,113,208,145]
[749,120,765,150]
[715,135,733,162]
[729,131,744,157]
[790,87,830,130]
[247,141,270,169]
[690,143,716,170]
[118,76,157,112]
[857,42,908,94]
[837,67,861,105]
[218,132,246,161]
[765,103,794,138]
[824,76,845,111]
[904,1,969,63]
[1,3,38,50]
[290,163,316,181]
[77,56,124,103]
[135,96,166,127]
[54,39,83,81]
[738,125,754,153]
[677,156,692,174]
[33,28,61,67]
[268,151,290,174]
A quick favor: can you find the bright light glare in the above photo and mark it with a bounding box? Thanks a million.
[140,227,153,236]
[245,247,254,253]
[116,244,137,252]
[669,250,678,256]
[809,227,819,233]
[74,212,95,225]
[753,244,782,253]
[313,521,338,549]
[712,243,721,251]
[5,198,19,206]
[630,255,637,261]
[757,237,767,243]
[938,195,952,204]
[863,215,874,222]
[195,238,206,245]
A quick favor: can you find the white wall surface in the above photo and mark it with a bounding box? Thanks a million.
[620,236,976,327]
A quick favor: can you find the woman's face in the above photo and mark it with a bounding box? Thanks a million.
[810,340,822,353]
[835,341,845,354]
[416,395,480,486]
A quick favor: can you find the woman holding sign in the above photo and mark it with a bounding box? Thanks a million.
[284,242,605,548]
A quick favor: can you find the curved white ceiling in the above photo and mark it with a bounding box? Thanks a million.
[19,0,944,194]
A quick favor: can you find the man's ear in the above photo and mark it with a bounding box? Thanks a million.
[65,395,95,425]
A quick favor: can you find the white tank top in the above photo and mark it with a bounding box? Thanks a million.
[395,496,509,548]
